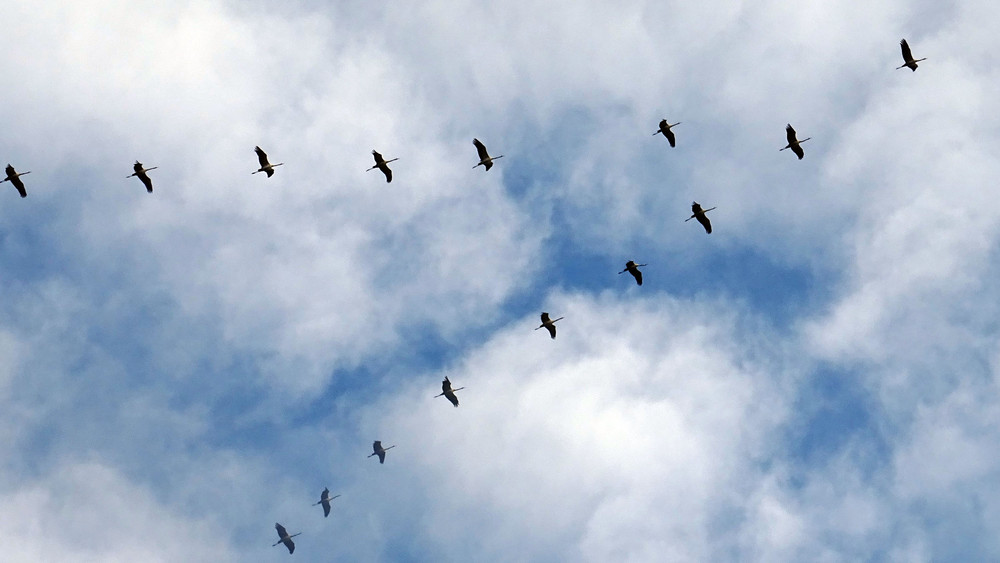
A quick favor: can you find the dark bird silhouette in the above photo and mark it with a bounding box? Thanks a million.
[366,150,398,182]
[253,146,283,177]
[535,312,564,339]
[619,260,647,286]
[897,39,926,71]
[313,488,341,518]
[273,523,301,554]
[127,161,157,193]
[368,440,395,464]
[653,119,680,147]
[434,376,464,407]
[780,124,810,160]
[2,164,30,198]
[473,138,503,170]
[686,202,716,234]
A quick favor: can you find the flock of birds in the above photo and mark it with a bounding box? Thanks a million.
[2,38,927,556]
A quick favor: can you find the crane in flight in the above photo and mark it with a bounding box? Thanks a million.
[253,146,283,177]
[473,138,503,170]
[896,39,926,71]
[535,312,564,339]
[127,161,157,193]
[272,522,301,554]
[369,440,395,464]
[619,261,647,286]
[2,164,30,198]
[434,376,464,407]
[313,488,341,518]
[780,124,810,160]
[366,150,398,183]
[653,119,680,147]
[686,202,715,234]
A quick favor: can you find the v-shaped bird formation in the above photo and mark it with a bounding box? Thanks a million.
[0,38,935,556]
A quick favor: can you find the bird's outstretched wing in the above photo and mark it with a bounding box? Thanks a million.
[900,39,913,61]
[697,214,712,234]
[473,138,489,161]
[255,146,269,168]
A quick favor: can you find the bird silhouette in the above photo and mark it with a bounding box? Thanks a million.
[536,312,564,339]
[366,150,398,182]
[619,260,647,286]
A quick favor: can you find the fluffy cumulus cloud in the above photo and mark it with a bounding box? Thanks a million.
[0,0,999,561]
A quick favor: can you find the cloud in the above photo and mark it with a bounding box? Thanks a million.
[0,461,234,562]
[356,292,795,561]
[1,0,1000,561]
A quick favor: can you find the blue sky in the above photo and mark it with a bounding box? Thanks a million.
[1,1,999,561]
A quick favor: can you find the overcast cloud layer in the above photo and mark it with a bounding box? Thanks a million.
[1,1,999,561]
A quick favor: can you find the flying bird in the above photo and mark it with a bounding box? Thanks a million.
[434,376,464,407]
[780,124,810,160]
[368,440,395,464]
[2,164,30,198]
[653,119,681,147]
[619,260,647,286]
[896,39,926,71]
[313,488,341,518]
[253,146,283,177]
[472,138,503,171]
[686,201,716,234]
[366,150,398,183]
[127,161,157,193]
[273,523,301,554]
[535,312,564,339]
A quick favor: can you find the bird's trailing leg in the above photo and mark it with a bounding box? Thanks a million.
[534,316,564,329]
[619,263,648,274]
[252,163,283,174]
[780,138,810,151]
[2,170,30,182]
[473,155,503,169]
[897,58,927,70]
[367,158,399,172]
[313,495,341,505]
[653,122,681,135]
[127,167,156,178]
[434,387,466,398]
[273,533,302,546]
[685,208,716,221]
[368,445,396,457]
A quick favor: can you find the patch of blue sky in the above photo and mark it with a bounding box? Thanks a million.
[784,364,891,480]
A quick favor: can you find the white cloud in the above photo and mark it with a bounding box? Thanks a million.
[1,0,1000,561]
[358,293,794,561]
[0,461,234,563]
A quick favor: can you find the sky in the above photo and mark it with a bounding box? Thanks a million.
[0,0,999,561]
